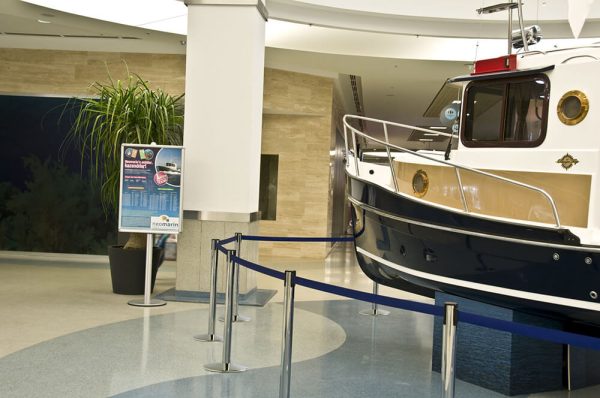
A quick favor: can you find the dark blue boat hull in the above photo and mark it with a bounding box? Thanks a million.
[348,175,600,327]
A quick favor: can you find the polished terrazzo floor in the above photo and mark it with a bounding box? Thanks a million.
[1,243,600,397]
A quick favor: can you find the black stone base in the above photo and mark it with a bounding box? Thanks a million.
[568,343,600,390]
[432,292,564,396]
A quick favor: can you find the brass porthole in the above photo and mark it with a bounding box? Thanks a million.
[412,170,429,198]
[557,90,589,125]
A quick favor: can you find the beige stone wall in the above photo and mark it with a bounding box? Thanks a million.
[0,49,337,259]
[260,68,334,258]
[0,48,185,96]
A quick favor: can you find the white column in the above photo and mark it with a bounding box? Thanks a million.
[183,0,266,212]
[177,0,266,294]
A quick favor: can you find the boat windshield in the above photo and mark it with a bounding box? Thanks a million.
[462,74,549,147]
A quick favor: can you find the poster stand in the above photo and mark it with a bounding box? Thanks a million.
[119,143,185,308]
[128,233,166,307]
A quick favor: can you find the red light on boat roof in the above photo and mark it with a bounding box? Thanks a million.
[472,54,517,75]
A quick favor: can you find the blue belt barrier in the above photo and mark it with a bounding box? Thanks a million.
[219,236,237,245]
[242,235,354,243]
[217,234,600,351]
[297,276,443,316]
[233,255,285,281]
[216,243,228,255]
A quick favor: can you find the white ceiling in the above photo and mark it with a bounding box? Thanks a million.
[271,0,600,21]
[0,0,187,53]
[2,0,600,130]
[19,0,600,38]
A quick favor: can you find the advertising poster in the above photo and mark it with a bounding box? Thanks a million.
[118,144,184,233]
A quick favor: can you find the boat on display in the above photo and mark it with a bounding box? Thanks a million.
[345,2,600,327]
[156,161,180,173]
[156,162,181,186]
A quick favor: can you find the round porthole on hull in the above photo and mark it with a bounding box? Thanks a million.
[412,170,429,198]
[557,90,589,125]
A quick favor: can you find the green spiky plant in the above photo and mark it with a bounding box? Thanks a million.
[65,72,184,250]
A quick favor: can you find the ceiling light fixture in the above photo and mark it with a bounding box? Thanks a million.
[37,19,51,23]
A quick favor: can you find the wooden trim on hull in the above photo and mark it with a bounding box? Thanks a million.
[349,195,598,253]
[348,175,582,246]
[393,161,591,228]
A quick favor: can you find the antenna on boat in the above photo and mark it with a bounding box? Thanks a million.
[476,1,541,54]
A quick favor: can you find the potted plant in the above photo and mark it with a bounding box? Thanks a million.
[65,71,184,294]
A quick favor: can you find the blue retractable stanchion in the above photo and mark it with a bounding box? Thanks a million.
[279,270,296,398]
[204,249,247,373]
[194,239,222,342]
[441,303,458,398]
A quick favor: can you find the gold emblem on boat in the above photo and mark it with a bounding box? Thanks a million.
[412,170,429,197]
[556,153,579,170]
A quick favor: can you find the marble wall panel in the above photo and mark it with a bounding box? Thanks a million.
[0,48,185,96]
[0,50,338,259]
[261,69,335,258]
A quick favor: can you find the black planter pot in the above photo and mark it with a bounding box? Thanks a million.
[108,245,162,295]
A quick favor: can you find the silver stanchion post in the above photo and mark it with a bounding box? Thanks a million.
[194,239,222,342]
[441,302,458,398]
[233,232,251,322]
[204,249,247,373]
[128,233,166,307]
[359,281,389,316]
[279,270,296,398]
[220,232,251,323]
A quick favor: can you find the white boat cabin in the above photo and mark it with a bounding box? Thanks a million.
[344,46,600,246]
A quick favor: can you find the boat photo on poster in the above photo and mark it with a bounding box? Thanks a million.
[118,144,184,234]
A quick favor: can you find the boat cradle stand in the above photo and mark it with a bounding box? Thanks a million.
[431,292,600,395]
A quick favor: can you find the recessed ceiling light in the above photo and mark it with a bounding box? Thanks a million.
[37,19,51,24]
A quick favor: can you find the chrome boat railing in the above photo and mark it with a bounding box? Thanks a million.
[343,114,562,228]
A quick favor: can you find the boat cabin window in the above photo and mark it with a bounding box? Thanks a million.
[461,75,549,147]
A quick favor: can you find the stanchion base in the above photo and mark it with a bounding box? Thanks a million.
[193,333,223,342]
[359,308,390,316]
[204,362,247,373]
[128,298,167,307]
[219,314,252,323]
